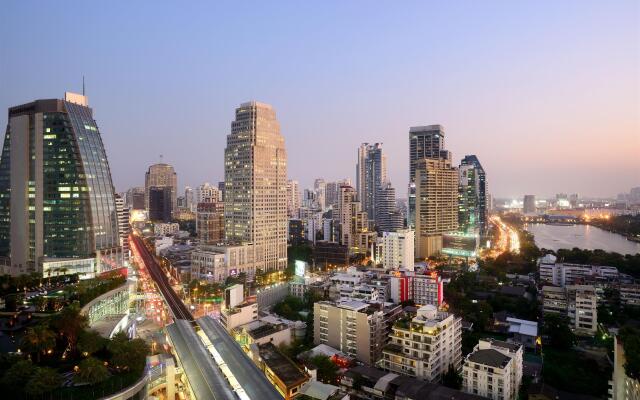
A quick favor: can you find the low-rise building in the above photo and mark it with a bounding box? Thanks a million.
[236,320,292,348]
[462,340,523,400]
[221,301,258,331]
[538,254,619,287]
[542,285,597,335]
[381,305,462,382]
[619,284,640,307]
[154,222,180,236]
[506,318,538,350]
[257,342,309,400]
[610,335,640,400]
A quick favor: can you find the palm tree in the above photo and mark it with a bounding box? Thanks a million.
[75,357,110,385]
[51,304,88,355]
[22,324,55,363]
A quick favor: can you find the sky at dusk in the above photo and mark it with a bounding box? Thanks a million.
[1,1,638,199]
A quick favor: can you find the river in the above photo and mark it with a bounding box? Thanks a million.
[524,223,640,255]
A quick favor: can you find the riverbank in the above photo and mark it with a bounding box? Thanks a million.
[524,223,640,255]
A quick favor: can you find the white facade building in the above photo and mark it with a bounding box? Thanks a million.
[462,339,523,400]
[379,229,414,271]
[538,254,619,287]
[381,305,462,381]
[542,285,598,335]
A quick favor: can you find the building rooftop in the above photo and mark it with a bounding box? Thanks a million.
[468,349,511,369]
[507,317,538,337]
[248,323,286,340]
[484,338,523,352]
[259,342,308,387]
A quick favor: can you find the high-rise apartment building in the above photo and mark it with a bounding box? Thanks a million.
[459,155,488,236]
[356,143,387,224]
[184,186,194,211]
[381,305,462,381]
[376,181,403,233]
[196,182,222,204]
[0,92,121,277]
[286,180,301,218]
[523,195,536,214]
[378,229,414,270]
[408,125,450,229]
[145,163,177,215]
[224,101,287,272]
[314,300,396,365]
[314,178,327,210]
[125,186,146,210]
[148,186,173,222]
[334,185,376,255]
[196,202,224,244]
[462,340,523,400]
[115,194,130,265]
[415,158,459,258]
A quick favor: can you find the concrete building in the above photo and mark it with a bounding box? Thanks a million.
[619,284,640,307]
[148,186,173,222]
[334,185,376,255]
[190,246,226,281]
[523,195,536,214]
[408,125,450,229]
[356,143,387,224]
[314,300,389,365]
[415,158,459,258]
[154,222,179,236]
[506,317,538,350]
[610,335,640,400]
[126,186,146,210]
[286,180,301,218]
[196,182,222,204]
[115,194,130,265]
[184,186,194,211]
[538,254,619,287]
[462,339,523,400]
[196,201,224,244]
[542,285,598,335]
[224,101,287,272]
[313,241,349,269]
[377,181,404,233]
[378,229,415,271]
[0,92,122,277]
[145,163,177,214]
[381,305,462,382]
[257,342,309,400]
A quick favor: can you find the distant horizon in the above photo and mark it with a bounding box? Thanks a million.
[2,1,638,199]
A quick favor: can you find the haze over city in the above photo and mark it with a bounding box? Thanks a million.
[2,1,638,198]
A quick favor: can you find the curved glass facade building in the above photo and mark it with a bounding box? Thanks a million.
[0,92,121,277]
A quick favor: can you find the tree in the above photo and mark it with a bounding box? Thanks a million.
[619,327,640,380]
[542,313,575,350]
[78,329,107,356]
[26,367,61,396]
[75,357,110,385]
[108,332,150,374]
[1,360,36,387]
[442,365,463,389]
[22,324,55,363]
[51,303,88,354]
[309,355,338,383]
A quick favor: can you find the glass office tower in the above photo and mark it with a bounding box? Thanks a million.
[0,92,121,277]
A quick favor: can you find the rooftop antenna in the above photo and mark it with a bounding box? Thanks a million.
[82,76,85,96]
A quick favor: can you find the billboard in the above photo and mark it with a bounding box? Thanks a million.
[294,260,307,277]
[442,232,478,258]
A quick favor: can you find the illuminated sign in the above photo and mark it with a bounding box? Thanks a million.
[294,260,307,277]
[442,232,478,258]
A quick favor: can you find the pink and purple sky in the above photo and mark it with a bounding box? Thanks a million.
[1,1,638,198]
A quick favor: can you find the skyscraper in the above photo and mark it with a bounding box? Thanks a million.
[523,195,536,214]
[415,158,459,258]
[196,201,224,244]
[115,194,130,265]
[376,181,403,233]
[196,182,221,204]
[334,185,376,255]
[286,179,301,218]
[125,186,146,210]
[458,155,488,235]
[0,92,121,277]
[408,125,450,228]
[148,186,172,222]
[184,186,194,211]
[314,178,326,210]
[224,101,287,272]
[145,163,177,214]
[356,143,387,224]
